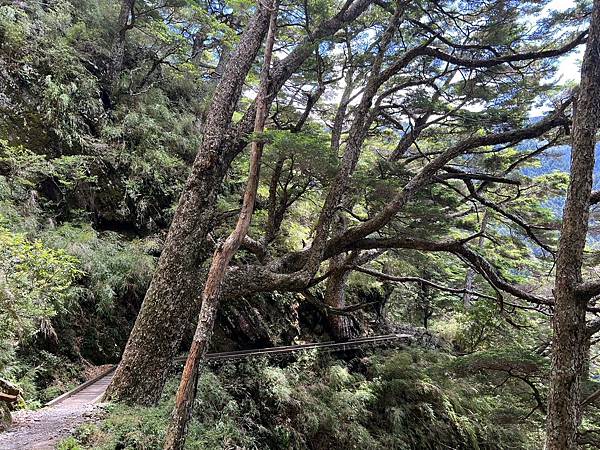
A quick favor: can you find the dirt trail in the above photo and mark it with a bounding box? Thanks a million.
[0,373,113,450]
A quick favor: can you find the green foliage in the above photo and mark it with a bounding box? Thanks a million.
[40,223,155,314]
[4,349,83,407]
[0,150,157,404]
[0,0,205,230]
[56,437,84,450]
[67,350,544,449]
[0,225,80,368]
[0,1,105,150]
[0,139,96,211]
[0,0,591,445]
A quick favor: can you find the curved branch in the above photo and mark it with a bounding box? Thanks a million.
[344,236,553,306]
[352,265,498,301]
[419,31,588,69]
[301,290,378,316]
[325,104,571,254]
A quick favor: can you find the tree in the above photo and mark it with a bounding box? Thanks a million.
[106,0,135,91]
[162,2,278,448]
[105,0,376,405]
[5,1,600,444]
[107,0,590,407]
[545,0,600,447]
[103,1,275,405]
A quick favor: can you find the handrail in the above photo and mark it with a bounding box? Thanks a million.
[45,333,413,407]
[45,365,116,407]
[175,333,413,362]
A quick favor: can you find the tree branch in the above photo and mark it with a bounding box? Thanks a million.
[353,265,498,301]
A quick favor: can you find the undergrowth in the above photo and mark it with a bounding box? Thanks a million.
[62,348,544,450]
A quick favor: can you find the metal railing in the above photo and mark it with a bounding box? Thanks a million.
[46,333,413,406]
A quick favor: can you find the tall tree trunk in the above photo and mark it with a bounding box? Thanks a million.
[104,4,273,405]
[105,0,375,405]
[322,115,353,339]
[324,253,353,339]
[163,6,277,449]
[107,0,135,90]
[198,44,232,125]
[545,2,600,448]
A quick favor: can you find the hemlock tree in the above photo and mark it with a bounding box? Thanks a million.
[104,0,276,405]
[163,2,278,447]
[105,0,380,404]
[545,0,600,447]
[106,0,592,407]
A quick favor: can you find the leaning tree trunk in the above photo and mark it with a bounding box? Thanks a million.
[545,2,600,448]
[105,0,375,405]
[104,4,272,406]
[162,6,277,449]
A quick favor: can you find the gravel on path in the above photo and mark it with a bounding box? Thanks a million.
[0,373,113,449]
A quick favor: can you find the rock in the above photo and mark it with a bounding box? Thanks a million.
[0,378,21,431]
[0,403,11,432]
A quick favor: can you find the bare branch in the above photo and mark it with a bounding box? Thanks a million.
[353,265,498,301]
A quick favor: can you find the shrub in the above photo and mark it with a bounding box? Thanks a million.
[66,349,543,449]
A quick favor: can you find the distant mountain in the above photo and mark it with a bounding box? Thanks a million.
[522,143,600,190]
[520,142,600,244]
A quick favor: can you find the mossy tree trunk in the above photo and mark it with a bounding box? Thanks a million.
[105,0,376,406]
[104,4,273,406]
[324,253,353,339]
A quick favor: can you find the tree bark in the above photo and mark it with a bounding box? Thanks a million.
[162,6,277,448]
[107,0,135,90]
[545,1,600,448]
[104,3,273,405]
[324,253,353,339]
[105,0,375,405]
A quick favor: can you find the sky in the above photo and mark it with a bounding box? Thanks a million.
[544,0,582,83]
